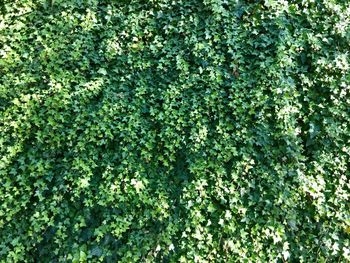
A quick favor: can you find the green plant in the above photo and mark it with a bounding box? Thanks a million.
[1,0,349,262]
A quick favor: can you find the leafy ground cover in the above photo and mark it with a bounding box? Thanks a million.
[0,0,349,262]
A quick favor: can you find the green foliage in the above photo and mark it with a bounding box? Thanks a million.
[1,0,350,262]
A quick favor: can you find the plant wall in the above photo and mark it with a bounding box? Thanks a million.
[0,0,349,262]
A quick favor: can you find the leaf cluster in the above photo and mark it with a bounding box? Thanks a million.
[1,0,350,262]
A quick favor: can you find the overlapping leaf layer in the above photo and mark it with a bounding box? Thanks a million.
[1,0,349,262]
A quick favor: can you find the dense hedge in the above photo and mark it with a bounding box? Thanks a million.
[1,0,350,262]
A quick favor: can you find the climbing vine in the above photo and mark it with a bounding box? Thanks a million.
[1,0,349,262]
